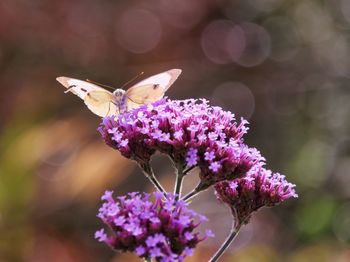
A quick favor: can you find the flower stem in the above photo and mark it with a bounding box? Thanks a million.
[139,162,166,196]
[183,165,195,175]
[174,164,184,200]
[181,181,208,202]
[182,188,199,202]
[209,221,242,262]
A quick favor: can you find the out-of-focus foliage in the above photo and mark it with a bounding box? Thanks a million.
[0,0,349,261]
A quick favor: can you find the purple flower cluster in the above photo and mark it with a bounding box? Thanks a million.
[95,191,213,261]
[214,164,298,225]
[98,98,265,188]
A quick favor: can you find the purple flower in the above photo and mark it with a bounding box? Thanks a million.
[204,150,215,162]
[95,191,212,261]
[186,148,198,167]
[205,229,215,238]
[101,190,113,201]
[98,98,265,188]
[135,246,146,256]
[95,228,107,242]
[215,165,298,225]
[209,161,221,173]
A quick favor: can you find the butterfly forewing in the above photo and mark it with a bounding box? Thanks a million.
[125,69,181,109]
[128,69,181,92]
[56,77,106,99]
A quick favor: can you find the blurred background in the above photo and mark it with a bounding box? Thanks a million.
[1,0,350,261]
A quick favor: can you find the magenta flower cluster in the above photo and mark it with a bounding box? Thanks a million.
[95,97,297,261]
[214,164,298,225]
[95,191,213,261]
[98,98,265,188]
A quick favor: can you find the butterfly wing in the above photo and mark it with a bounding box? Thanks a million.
[56,76,119,117]
[84,90,119,117]
[125,69,181,109]
[56,77,106,98]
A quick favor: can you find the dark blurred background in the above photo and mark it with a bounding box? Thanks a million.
[1,0,350,261]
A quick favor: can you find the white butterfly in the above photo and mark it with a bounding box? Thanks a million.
[56,69,182,117]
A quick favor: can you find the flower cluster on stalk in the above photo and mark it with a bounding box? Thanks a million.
[95,97,297,261]
[95,191,213,261]
[214,164,298,225]
[98,98,265,189]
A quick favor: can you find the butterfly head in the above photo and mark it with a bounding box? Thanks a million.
[113,89,126,98]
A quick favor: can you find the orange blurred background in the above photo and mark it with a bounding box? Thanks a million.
[1,0,350,261]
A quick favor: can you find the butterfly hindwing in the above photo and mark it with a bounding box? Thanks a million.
[126,84,165,105]
[84,90,119,117]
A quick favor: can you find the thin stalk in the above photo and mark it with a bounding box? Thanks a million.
[183,165,195,175]
[182,188,199,202]
[209,221,242,262]
[140,163,166,196]
[181,181,208,202]
[174,164,184,200]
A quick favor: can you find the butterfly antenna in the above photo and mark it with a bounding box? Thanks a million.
[86,79,115,91]
[120,71,144,89]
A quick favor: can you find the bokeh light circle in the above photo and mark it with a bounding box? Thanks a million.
[293,2,333,43]
[201,20,239,64]
[115,9,162,54]
[211,81,255,119]
[226,25,246,61]
[314,35,350,77]
[263,16,300,61]
[232,22,271,67]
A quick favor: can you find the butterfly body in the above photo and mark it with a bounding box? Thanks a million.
[112,89,127,113]
[56,69,181,117]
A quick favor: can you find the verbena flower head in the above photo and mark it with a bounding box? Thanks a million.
[214,165,298,225]
[98,98,265,189]
[95,191,213,261]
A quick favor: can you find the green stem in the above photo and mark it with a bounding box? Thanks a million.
[139,162,166,196]
[181,181,208,202]
[182,188,199,202]
[209,221,242,262]
[174,164,184,200]
[183,165,195,175]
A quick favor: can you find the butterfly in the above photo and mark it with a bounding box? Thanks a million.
[56,69,182,117]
